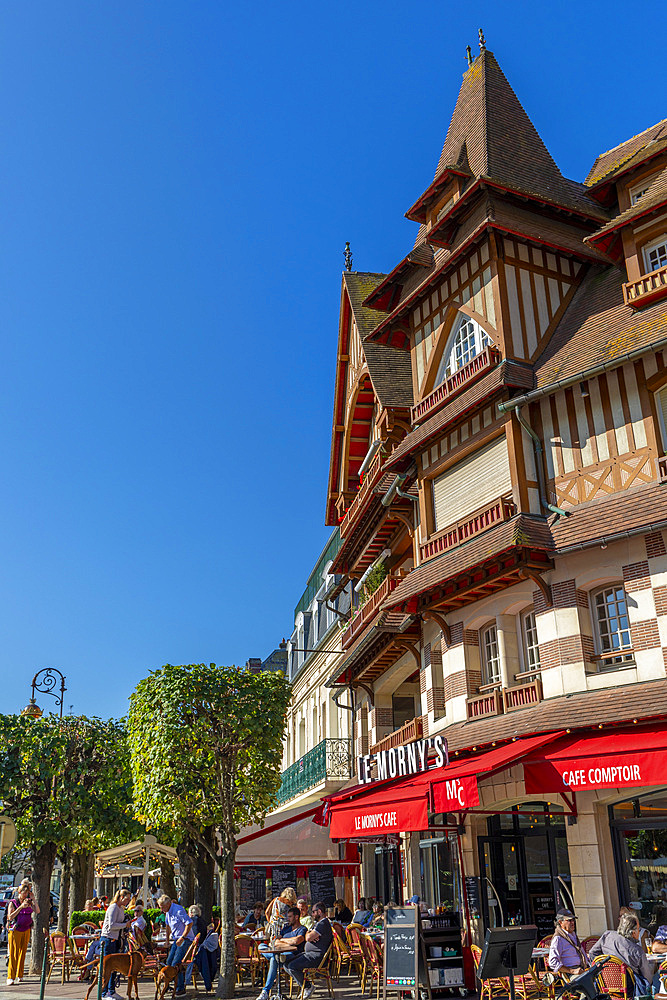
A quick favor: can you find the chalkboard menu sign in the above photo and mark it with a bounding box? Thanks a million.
[465,876,482,919]
[308,865,336,906]
[530,893,556,938]
[271,865,297,898]
[384,907,420,994]
[240,867,266,908]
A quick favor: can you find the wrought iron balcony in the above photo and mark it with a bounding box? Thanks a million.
[623,265,667,309]
[411,346,501,424]
[276,738,352,805]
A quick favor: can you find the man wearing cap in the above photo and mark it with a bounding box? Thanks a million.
[548,909,589,978]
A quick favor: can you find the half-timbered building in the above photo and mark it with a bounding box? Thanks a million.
[319,39,667,942]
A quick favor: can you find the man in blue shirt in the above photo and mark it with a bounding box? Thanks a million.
[159,894,195,998]
[243,902,266,930]
[256,907,306,1000]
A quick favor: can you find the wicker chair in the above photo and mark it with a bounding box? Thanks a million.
[47,931,82,985]
[299,943,335,1000]
[235,935,261,987]
[332,927,364,983]
[581,936,599,955]
[359,934,381,1000]
[591,954,635,1000]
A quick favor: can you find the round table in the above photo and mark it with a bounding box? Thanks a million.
[261,948,297,1000]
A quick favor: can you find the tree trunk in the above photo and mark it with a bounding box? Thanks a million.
[177,839,196,909]
[30,841,57,975]
[57,845,71,933]
[86,852,95,901]
[70,848,91,915]
[195,835,215,924]
[216,844,236,999]
[160,857,177,901]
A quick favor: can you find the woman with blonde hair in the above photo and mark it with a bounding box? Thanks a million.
[265,887,297,944]
[99,888,132,998]
[6,885,37,985]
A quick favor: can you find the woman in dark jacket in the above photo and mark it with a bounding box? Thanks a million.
[334,898,354,924]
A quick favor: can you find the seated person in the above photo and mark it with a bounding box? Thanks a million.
[131,904,147,936]
[284,901,333,998]
[79,938,102,982]
[590,912,653,996]
[333,898,353,925]
[298,898,314,930]
[243,902,266,931]
[369,902,384,929]
[549,909,589,978]
[256,906,306,1000]
[351,897,372,926]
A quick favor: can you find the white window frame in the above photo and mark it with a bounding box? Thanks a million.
[630,178,653,205]
[643,235,667,275]
[434,313,492,384]
[520,608,541,674]
[481,623,501,686]
[591,584,634,667]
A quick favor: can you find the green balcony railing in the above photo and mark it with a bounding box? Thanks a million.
[277,738,352,805]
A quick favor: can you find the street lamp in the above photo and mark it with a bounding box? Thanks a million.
[21,668,67,719]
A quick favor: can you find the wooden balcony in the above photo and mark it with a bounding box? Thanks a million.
[341,575,399,649]
[420,495,516,563]
[339,448,384,539]
[623,265,667,309]
[370,716,424,755]
[503,676,543,713]
[466,688,503,720]
[411,346,501,424]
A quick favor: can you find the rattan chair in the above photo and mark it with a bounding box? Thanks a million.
[299,943,335,1000]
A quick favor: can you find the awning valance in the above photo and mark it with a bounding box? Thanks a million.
[324,732,559,839]
[523,723,667,794]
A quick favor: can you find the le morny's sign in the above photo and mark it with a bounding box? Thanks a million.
[357,734,448,785]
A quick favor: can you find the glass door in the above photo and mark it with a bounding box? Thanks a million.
[478,835,528,928]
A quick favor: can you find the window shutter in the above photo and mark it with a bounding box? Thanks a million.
[432,435,512,531]
[656,387,667,450]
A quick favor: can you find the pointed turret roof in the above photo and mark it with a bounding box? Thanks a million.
[406,49,604,223]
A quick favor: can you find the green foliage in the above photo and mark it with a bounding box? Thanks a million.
[0,714,137,851]
[127,663,292,854]
[361,561,387,600]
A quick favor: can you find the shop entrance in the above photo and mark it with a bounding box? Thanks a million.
[610,788,667,925]
[477,803,573,936]
[374,844,403,904]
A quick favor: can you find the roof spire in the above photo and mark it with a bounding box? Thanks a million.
[478,28,486,52]
[344,241,353,272]
[465,45,473,68]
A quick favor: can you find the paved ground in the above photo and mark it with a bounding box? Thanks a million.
[0,947,367,1000]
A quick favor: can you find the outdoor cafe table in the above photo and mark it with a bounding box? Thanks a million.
[260,947,298,1000]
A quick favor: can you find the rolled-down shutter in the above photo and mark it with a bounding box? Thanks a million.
[432,435,512,531]
[655,387,667,450]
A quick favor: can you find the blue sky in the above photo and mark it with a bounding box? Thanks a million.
[0,1,662,719]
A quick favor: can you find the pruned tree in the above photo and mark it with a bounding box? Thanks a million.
[0,714,136,970]
[128,663,291,998]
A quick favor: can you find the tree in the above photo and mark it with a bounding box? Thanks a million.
[128,663,291,998]
[0,714,136,971]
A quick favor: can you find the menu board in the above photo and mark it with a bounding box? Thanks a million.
[271,865,297,898]
[530,893,556,937]
[308,865,336,906]
[384,907,418,990]
[465,876,482,919]
[240,867,266,909]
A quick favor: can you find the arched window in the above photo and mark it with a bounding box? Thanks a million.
[434,313,492,384]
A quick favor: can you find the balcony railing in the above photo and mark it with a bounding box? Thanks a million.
[466,688,503,720]
[340,449,384,539]
[341,575,399,649]
[276,738,352,805]
[411,346,501,424]
[370,716,424,755]
[503,676,542,712]
[420,496,516,563]
[623,265,667,309]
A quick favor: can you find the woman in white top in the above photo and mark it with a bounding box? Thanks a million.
[100,889,131,998]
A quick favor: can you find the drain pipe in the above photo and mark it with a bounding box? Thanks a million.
[512,404,571,519]
[382,472,418,506]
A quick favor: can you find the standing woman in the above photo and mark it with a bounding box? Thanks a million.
[99,888,131,999]
[6,884,38,985]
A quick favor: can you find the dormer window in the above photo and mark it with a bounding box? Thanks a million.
[434,313,492,385]
[630,179,653,205]
[644,236,667,274]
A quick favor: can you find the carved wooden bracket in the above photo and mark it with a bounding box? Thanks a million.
[421,609,451,646]
[392,509,415,533]
[393,638,421,671]
[356,682,375,706]
[521,568,552,607]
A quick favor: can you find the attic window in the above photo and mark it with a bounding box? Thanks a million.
[630,177,655,205]
[434,313,492,384]
[644,236,667,274]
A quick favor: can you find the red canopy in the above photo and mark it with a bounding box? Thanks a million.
[523,723,667,794]
[326,732,559,838]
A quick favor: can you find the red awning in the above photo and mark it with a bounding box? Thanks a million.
[326,732,560,838]
[523,723,667,794]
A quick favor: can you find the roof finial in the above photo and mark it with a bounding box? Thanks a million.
[344,241,353,272]
[478,28,486,52]
[465,45,473,68]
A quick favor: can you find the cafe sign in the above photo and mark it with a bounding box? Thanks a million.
[357,735,448,785]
